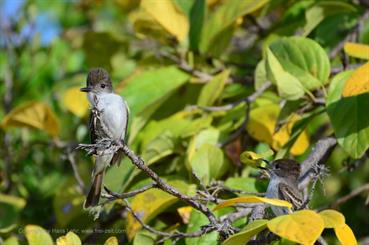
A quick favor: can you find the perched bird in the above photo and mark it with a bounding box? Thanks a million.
[80,68,129,208]
[264,159,303,216]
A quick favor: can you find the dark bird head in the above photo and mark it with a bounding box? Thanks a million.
[80,68,113,94]
[264,159,301,180]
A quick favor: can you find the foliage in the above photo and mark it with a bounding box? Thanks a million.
[1,0,369,244]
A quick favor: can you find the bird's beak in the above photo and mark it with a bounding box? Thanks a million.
[80,87,92,92]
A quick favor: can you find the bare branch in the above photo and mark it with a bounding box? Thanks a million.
[331,183,369,209]
[103,183,157,199]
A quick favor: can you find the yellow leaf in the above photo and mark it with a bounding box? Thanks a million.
[25,225,53,245]
[62,87,89,117]
[177,206,193,224]
[342,62,369,97]
[247,104,309,155]
[267,210,324,245]
[344,42,369,60]
[239,149,273,167]
[2,102,59,136]
[56,232,81,245]
[140,0,189,42]
[214,195,292,210]
[0,193,26,209]
[335,224,357,245]
[126,180,193,240]
[222,219,268,245]
[319,209,345,228]
[104,236,119,245]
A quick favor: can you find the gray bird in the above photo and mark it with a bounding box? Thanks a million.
[80,68,129,208]
[264,159,303,216]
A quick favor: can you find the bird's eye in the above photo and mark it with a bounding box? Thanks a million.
[101,84,106,88]
[275,164,280,169]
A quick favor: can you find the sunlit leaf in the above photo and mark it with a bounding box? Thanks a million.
[334,224,357,245]
[214,195,292,210]
[62,86,89,117]
[140,0,189,42]
[344,42,369,60]
[200,0,268,54]
[177,206,192,224]
[342,62,369,97]
[3,236,19,245]
[266,47,305,100]
[240,149,273,167]
[247,104,309,155]
[319,209,345,229]
[266,37,330,99]
[197,70,229,106]
[56,232,81,245]
[104,236,119,245]
[0,194,26,209]
[2,102,59,136]
[25,225,53,245]
[222,219,268,245]
[267,210,324,245]
[327,70,369,158]
[190,143,228,185]
[121,66,189,141]
[127,180,195,240]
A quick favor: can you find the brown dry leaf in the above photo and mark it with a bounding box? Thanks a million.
[342,62,369,97]
[2,101,60,137]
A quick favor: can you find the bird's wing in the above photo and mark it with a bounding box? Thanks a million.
[278,182,303,210]
[89,110,98,144]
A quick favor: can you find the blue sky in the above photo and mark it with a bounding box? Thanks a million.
[0,0,61,46]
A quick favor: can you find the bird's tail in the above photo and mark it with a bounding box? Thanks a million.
[84,172,103,208]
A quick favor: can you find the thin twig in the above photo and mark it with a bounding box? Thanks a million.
[331,183,369,208]
[329,10,369,59]
[103,183,157,199]
[66,150,85,192]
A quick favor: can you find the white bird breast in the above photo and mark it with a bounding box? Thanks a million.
[92,92,128,140]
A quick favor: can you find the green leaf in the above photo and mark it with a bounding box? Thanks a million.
[266,37,331,98]
[200,0,268,54]
[254,60,268,90]
[266,47,305,100]
[189,0,206,51]
[190,144,228,184]
[122,66,189,117]
[53,177,90,227]
[3,236,19,245]
[197,70,230,106]
[224,177,265,193]
[185,209,218,245]
[303,1,356,36]
[0,194,26,233]
[222,219,268,245]
[141,131,176,165]
[326,70,369,158]
[133,230,156,245]
[121,66,189,140]
[25,225,53,245]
